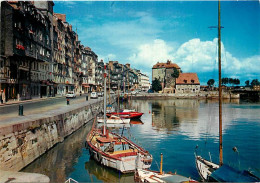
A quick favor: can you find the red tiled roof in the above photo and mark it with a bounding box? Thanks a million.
[152,61,180,69]
[176,73,200,85]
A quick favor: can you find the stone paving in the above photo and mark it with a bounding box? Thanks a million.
[0,95,104,128]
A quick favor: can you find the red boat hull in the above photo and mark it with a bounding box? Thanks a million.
[106,112,143,119]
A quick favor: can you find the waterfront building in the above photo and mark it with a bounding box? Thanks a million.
[138,72,150,92]
[96,60,104,92]
[152,60,181,92]
[82,47,98,92]
[175,73,200,93]
[0,1,54,101]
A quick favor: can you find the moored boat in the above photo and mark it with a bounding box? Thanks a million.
[135,154,197,183]
[86,65,152,173]
[86,120,153,173]
[97,115,130,124]
[107,111,143,119]
[135,169,197,183]
[195,1,260,182]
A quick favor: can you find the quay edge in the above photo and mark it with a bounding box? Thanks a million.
[0,97,116,174]
[131,91,240,99]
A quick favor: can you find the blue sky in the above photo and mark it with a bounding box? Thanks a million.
[54,1,259,85]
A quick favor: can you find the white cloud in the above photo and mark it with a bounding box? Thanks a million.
[99,53,117,61]
[127,38,259,83]
[128,39,175,68]
[173,38,260,81]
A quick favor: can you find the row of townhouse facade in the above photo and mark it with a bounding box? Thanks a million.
[0,1,101,102]
[0,1,150,103]
[107,61,150,92]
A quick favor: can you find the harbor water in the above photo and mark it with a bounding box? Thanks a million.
[22,99,260,182]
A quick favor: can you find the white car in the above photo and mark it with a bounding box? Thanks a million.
[98,92,103,97]
[90,92,98,99]
[66,91,76,98]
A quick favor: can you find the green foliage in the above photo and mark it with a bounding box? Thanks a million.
[245,80,250,86]
[222,77,240,86]
[171,68,179,78]
[251,79,260,86]
[152,78,162,92]
[207,79,215,87]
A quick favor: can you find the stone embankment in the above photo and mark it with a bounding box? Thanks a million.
[132,91,239,99]
[0,97,115,181]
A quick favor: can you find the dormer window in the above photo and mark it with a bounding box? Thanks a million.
[184,80,187,83]
[191,80,194,84]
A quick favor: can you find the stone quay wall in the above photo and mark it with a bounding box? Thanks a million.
[132,91,240,99]
[0,98,115,172]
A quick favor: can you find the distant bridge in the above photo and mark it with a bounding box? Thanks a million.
[231,90,259,100]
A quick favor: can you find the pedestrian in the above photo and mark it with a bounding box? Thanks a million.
[80,91,82,96]
[0,90,3,104]
[2,90,5,103]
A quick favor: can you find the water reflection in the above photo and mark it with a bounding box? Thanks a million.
[85,158,134,183]
[22,122,93,183]
[21,99,260,182]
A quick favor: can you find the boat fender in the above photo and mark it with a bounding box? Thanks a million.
[96,152,102,163]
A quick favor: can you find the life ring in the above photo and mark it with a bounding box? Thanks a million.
[96,152,102,163]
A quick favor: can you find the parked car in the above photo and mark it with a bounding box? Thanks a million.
[98,92,103,97]
[131,91,137,95]
[66,91,76,98]
[90,92,98,99]
[110,90,115,94]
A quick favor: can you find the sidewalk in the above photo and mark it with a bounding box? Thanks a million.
[0,96,101,127]
[0,94,67,107]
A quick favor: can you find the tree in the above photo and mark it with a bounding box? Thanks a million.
[207,79,215,88]
[245,80,250,86]
[171,68,179,78]
[234,78,240,86]
[152,78,162,92]
[251,79,260,86]
[222,77,228,85]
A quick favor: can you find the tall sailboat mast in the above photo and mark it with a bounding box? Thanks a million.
[218,0,223,166]
[103,65,107,136]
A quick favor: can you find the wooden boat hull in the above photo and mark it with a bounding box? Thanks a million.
[107,112,143,119]
[97,117,130,124]
[86,129,152,173]
[135,169,197,183]
[195,155,219,181]
[88,147,151,173]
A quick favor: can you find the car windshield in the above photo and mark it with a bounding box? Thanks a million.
[68,92,74,94]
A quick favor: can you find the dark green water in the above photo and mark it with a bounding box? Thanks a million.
[23,99,260,182]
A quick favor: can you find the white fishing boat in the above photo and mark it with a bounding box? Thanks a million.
[135,154,197,183]
[86,65,152,173]
[97,115,130,124]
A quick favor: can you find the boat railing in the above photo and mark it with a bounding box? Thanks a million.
[64,178,78,183]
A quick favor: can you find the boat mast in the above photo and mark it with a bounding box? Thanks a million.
[103,65,107,136]
[218,0,223,166]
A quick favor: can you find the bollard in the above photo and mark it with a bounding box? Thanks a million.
[86,95,88,101]
[67,98,70,105]
[19,104,23,116]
